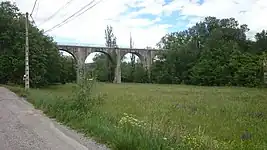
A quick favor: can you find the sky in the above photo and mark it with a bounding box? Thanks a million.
[7,0,267,63]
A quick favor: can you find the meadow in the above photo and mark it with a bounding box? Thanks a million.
[7,82,267,150]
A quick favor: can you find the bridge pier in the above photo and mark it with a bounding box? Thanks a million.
[143,51,153,82]
[76,48,86,84]
[113,48,121,83]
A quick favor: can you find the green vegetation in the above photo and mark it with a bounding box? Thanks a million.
[92,18,267,87]
[7,82,267,149]
[0,1,76,87]
[2,1,267,87]
[2,1,267,150]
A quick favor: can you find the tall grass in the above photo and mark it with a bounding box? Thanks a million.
[5,79,267,149]
[5,78,193,149]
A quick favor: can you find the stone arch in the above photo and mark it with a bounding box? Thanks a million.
[121,52,144,64]
[58,48,77,63]
[85,50,116,82]
[86,50,115,64]
[58,48,78,83]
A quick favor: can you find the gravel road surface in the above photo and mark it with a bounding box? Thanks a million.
[0,87,109,150]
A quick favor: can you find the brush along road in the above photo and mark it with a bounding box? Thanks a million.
[0,87,108,150]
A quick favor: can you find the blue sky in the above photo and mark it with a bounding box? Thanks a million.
[17,0,267,48]
[51,0,207,48]
[15,0,267,61]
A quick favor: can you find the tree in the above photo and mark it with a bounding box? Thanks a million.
[105,25,117,82]
[0,1,68,87]
[91,53,110,82]
[91,25,117,82]
[254,30,267,54]
[79,15,266,87]
[152,16,264,87]
[59,56,76,84]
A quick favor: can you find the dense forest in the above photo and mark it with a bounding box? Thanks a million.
[1,1,267,88]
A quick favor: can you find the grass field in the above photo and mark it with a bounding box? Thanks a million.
[7,83,267,149]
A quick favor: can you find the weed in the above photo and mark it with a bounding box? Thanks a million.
[5,82,267,150]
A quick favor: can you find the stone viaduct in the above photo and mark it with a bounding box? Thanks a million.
[57,44,163,83]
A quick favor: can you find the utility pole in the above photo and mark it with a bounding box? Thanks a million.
[130,32,133,49]
[25,12,30,89]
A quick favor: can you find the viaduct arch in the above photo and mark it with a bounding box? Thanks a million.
[57,44,163,83]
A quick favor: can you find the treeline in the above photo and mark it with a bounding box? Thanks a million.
[92,18,267,87]
[2,1,267,88]
[0,1,76,87]
[152,17,267,87]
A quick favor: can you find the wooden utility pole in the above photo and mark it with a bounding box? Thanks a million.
[25,12,30,89]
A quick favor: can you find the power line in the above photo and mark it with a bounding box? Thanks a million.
[30,0,38,16]
[44,0,96,33]
[34,0,40,18]
[72,0,104,21]
[30,14,37,26]
[44,0,103,33]
[44,0,104,33]
[39,0,75,26]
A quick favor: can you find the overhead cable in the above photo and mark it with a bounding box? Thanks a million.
[30,0,38,16]
[30,14,37,26]
[39,0,75,26]
[44,0,103,33]
[34,0,40,18]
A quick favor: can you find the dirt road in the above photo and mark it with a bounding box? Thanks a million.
[0,87,109,150]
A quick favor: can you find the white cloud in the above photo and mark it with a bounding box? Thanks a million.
[171,0,267,37]
[9,0,172,62]
[7,0,267,63]
[10,0,171,49]
[8,0,267,45]
[128,0,267,38]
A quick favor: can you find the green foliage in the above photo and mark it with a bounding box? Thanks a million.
[4,1,267,149]
[88,53,111,82]
[70,73,103,112]
[86,25,118,83]
[59,56,76,84]
[81,16,267,87]
[151,16,267,87]
[105,25,117,82]
[89,16,267,87]
[7,83,267,149]
[0,1,75,87]
[121,62,149,83]
[6,81,193,149]
[1,1,267,87]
